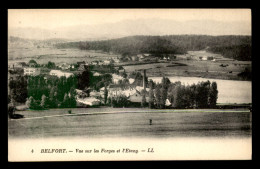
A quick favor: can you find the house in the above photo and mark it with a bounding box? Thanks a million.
[111,74,124,84]
[137,54,144,59]
[91,61,99,65]
[131,56,138,61]
[93,72,102,76]
[98,61,104,65]
[57,63,70,70]
[24,67,40,76]
[78,64,86,71]
[76,97,100,106]
[129,78,135,84]
[75,89,88,99]
[143,54,150,57]
[103,60,111,65]
[77,61,85,66]
[113,58,120,63]
[207,56,214,60]
[165,99,171,106]
[49,70,73,78]
[135,86,150,92]
[89,90,101,97]
[128,90,149,103]
[199,56,208,61]
[108,84,135,98]
[119,69,125,73]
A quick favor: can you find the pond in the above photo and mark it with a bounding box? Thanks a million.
[149,76,252,104]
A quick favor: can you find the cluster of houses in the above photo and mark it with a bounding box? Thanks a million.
[9,53,177,107]
[74,69,172,107]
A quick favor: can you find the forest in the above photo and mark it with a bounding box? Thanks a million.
[55,35,251,61]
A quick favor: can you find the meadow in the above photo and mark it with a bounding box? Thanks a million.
[8,47,119,65]
[8,108,251,139]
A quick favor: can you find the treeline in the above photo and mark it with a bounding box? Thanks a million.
[55,35,251,61]
[56,36,184,56]
[8,69,113,109]
[147,77,218,109]
[207,44,251,61]
[26,75,78,109]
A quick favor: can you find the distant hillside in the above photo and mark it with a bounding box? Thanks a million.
[8,36,71,48]
[8,19,251,40]
[55,35,251,61]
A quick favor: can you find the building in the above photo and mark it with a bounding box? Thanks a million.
[165,99,171,106]
[75,89,88,99]
[93,72,102,76]
[131,56,138,61]
[129,78,135,84]
[24,67,40,76]
[91,61,99,65]
[77,61,85,65]
[89,90,101,97]
[57,63,70,70]
[76,97,100,106]
[111,74,124,84]
[143,54,150,57]
[103,60,111,65]
[113,58,120,63]
[78,64,86,71]
[207,56,214,60]
[128,90,149,103]
[49,70,73,78]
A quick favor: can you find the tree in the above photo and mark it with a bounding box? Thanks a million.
[61,93,69,108]
[40,94,47,109]
[161,77,171,89]
[104,87,108,104]
[160,87,167,108]
[148,79,156,89]
[9,76,28,103]
[148,87,155,108]
[26,96,33,108]
[196,81,211,108]
[173,85,183,108]
[47,61,56,69]
[26,96,41,109]
[8,100,16,118]
[141,89,147,107]
[67,87,77,108]
[29,59,38,67]
[154,85,161,108]
[208,81,218,108]
[77,70,93,90]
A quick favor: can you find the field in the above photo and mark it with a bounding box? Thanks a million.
[123,59,251,80]
[120,50,251,80]
[8,46,251,80]
[8,108,251,139]
[8,47,119,65]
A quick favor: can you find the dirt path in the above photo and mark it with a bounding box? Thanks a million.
[13,109,250,120]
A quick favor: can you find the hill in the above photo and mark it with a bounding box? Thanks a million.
[55,35,251,61]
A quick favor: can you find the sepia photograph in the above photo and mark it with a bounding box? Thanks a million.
[8,8,252,161]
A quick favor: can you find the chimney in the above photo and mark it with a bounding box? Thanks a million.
[143,69,146,91]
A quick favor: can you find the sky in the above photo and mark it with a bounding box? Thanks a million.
[8,9,251,29]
